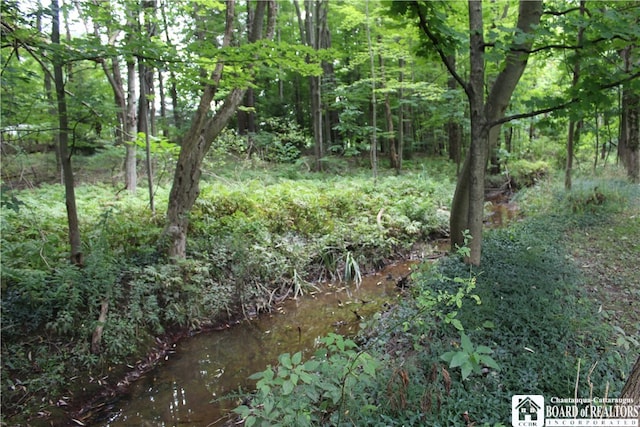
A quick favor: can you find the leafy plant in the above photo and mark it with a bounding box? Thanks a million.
[234,333,379,427]
[440,332,500,380]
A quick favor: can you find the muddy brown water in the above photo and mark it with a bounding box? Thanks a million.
[99,261,423,426]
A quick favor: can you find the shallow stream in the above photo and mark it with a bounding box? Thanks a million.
[101,261,421,426]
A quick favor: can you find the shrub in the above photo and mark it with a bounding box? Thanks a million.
[508,159,549,188]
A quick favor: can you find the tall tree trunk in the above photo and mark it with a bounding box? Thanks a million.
[237,0,257,156]
[36,9,60,174]
[124,5,138,193]
[88,0,137,192]
[565,1,586,191]
[619,46,640,183]
[139,0,157,212]
[463,0,487,265]
[52,0,82,265]
[379,53,399,171]
[398,56,406,171]
[447,0,542,264]
[125,57,137,193]
[163,0,276,259]
[365,0,378,182]
[310,1,325,170]
[446,55,462,168]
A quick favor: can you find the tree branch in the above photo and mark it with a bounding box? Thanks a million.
[490,70,640,128]
[411,2,470,98]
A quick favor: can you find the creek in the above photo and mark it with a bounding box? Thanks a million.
[97,198,516,426]
[99,260,427,426]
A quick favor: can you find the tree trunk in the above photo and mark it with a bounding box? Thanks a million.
[52,0,82,265]
[379,53,399,171]
[159,0,182,135]
[446,56,462,167]
[125,57,137,193]
[398,57,406,169]
[309,1,325,171]
[163,0,276,259]
[449,0,543,264]
[365,0,378,182]
[124,5,138,193]
[619,46,640,183]
[621,356,640,407]
[139,0,157,213]
[565,1,586,191]
[464,0,487,266]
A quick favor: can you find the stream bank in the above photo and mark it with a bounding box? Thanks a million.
[82,261,424,426]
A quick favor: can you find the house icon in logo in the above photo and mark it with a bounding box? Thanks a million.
[512,395,544,427]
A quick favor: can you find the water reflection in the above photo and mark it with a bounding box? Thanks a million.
[103,262,418,427]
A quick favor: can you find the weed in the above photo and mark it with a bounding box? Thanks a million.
[440,332,500,380]
[234,334,380,426]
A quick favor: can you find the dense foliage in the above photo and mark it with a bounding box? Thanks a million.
[233,174,639,426]
[1,0,639,424]
[0,155,454,423]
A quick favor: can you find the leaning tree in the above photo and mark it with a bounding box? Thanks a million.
[163,0,276,258]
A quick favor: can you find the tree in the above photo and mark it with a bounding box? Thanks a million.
[564,1,586,191]
[163,0,276,259]
[82,0,139,193]
[621,356,640,408]
[410,0,543,265]
[51,0,82,265]
[619,45,640,183]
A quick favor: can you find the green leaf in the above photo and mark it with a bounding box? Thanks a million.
[248,371,264,380]
[233,405,251,417]
[461,363,473,380]
[290,372,299,386]
[299,371,314,384]
[263,397,274,415]
[450,318,464,331]
[482,320,496,329]
[460,332,474,353]
[282,379,294,395]
[292,351,302,365]
[440,351,456,363]
[449,351,468,369]
[482,356,501,371]
[303,360,320,371]
[476,345,493,354]
[279,353,293,369]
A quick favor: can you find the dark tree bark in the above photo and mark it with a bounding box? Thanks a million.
[565,1,586,191]
[379,52,400,172]
[619,46,640,183]
[51,0,82,265]
[163,0,276,259]
[621,356,640,406]
[294,0,327,171]
[446,55,462,169]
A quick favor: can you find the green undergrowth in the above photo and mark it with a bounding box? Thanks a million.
[234,173,639,426]
[0,167,454,424]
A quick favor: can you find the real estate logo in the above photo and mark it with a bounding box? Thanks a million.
[512,395,545,427]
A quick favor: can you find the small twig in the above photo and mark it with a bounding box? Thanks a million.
[587,361,598,401]
[574,358,581,414]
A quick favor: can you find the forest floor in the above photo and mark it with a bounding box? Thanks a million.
[567,189,640,342]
